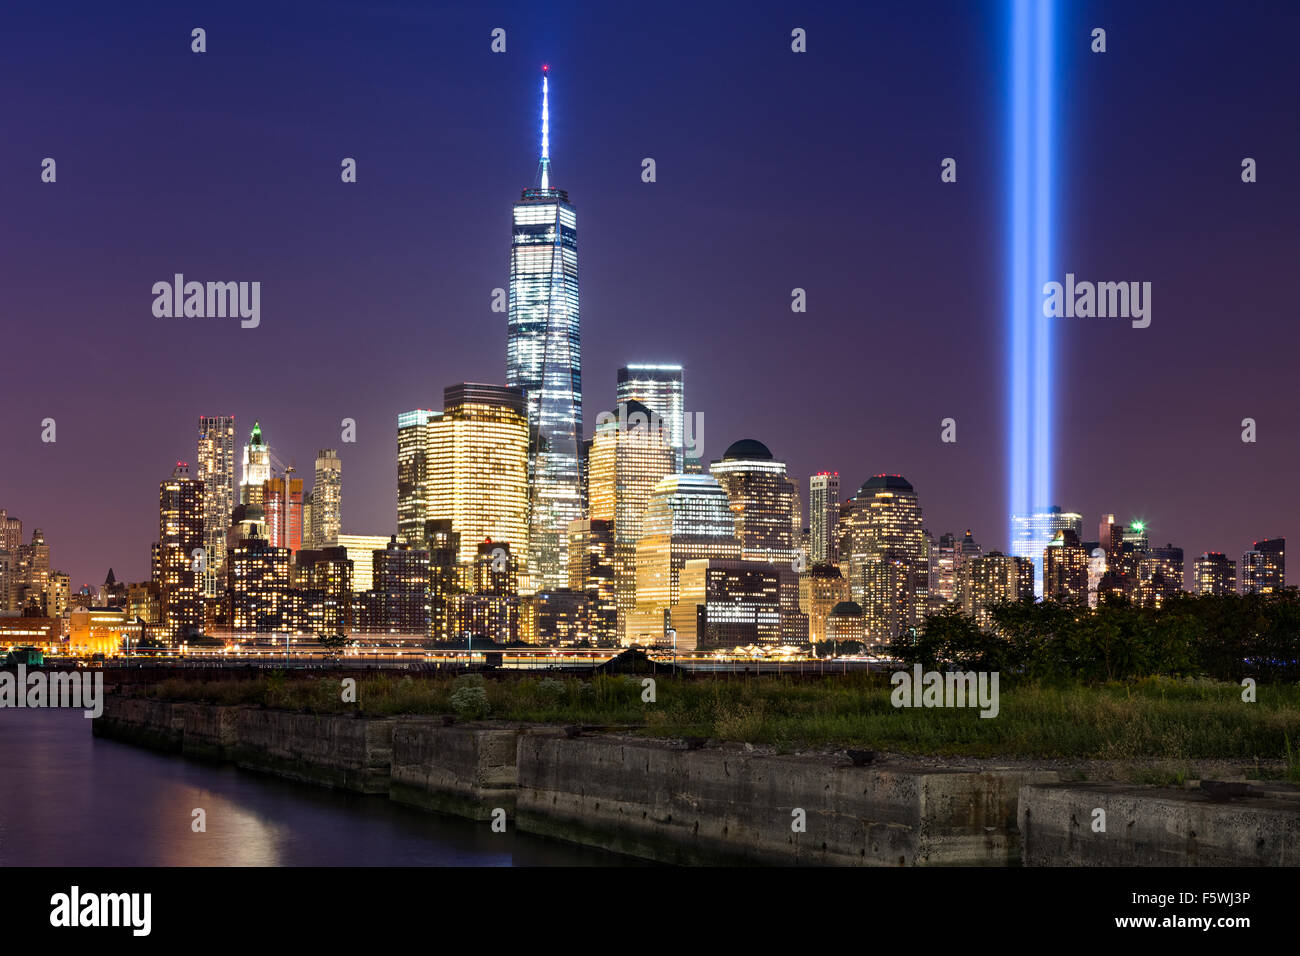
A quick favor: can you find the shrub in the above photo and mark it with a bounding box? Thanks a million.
[450,685,490,719]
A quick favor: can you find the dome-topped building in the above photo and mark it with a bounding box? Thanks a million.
[721,438,774,462]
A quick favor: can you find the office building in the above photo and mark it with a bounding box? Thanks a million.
[627,474,742,646]
[959,551,1033,629]
[1043,529,1088,603]
[587,399,674,636]
[616,364,685,472]
[427,384,530,572]
[507,69,583,593]
[1011,506,1083,598]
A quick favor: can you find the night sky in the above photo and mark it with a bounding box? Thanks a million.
[2,0,1297,591]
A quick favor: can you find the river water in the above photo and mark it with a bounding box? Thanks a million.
[0,709,629,866]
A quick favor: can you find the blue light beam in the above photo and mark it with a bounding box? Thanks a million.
[1008,0,1057,579]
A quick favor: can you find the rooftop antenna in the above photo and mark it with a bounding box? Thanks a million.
[538,65,551,190]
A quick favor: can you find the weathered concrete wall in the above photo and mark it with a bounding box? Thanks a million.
[95,697,392,793]
[93,696,187,752]
[515,732,1057,865]
[390,719,518,819]
[99,697,1298,866]
[228,709,393,793]
[1019,782,1300,866]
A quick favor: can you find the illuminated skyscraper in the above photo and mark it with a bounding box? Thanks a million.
[627,474,742,646]
[0,509,21,555]
[507,67,582,593]
[427,384,530,571]
[1098,513,1121,557]
[335,533,392,593]
[670,558,781,653]
[587,399,674,637]
[710,439,805,641]
[1136,543,1184,608]
[196,416,236,599]
[616,364,685,472]
[710,440,798,564]
[366,536,431,634]
[809,472,840,565]
[1241,537,1285,594]
[240,422,271,509]
[930,532,959,607]
[1086,548,1107,607]
[959,551,1033,628]
[567,518,616,644]
[1011,505,1082,597]
[838,475,929,641]
[396,409,438,545]
[310,449,342,548]
[1043,528,1088,603]
[294,546,354,636]
[157,462,204,642]
[799,563,850,644]
[263,474,304,554]
[226,532,292,634]
[1195,552,1236,596]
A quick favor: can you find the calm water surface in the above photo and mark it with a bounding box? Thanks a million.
[0,709,632,866]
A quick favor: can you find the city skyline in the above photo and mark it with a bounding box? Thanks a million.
[3,1,1298,594]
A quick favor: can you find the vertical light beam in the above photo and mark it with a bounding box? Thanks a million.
[1008,0,1056,589]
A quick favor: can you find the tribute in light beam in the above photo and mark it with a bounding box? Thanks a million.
[1007,0,1058,597]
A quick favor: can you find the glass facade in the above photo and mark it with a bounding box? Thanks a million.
[1010,505,1083,598]
[616,365,685,473]
[508,76,582,593]
[628,474,741,645]
[397,409,438,545]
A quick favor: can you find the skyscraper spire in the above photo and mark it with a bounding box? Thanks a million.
[538,65,551,190]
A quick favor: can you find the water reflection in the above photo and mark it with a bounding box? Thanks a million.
[0,709,630,866]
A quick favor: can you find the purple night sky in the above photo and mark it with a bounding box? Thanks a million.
[1,0,1297,591]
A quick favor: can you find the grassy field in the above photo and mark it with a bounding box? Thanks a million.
[132,671,1300,773]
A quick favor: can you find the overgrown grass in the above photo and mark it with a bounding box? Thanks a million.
[135,672,1300,761]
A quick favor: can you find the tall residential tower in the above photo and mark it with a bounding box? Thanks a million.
[197,416,236,598]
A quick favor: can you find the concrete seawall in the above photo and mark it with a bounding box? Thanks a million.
[1019,782,1300,866]
[93,696,1299,866]
[94,697,392,793]
[515,731,1055,865]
